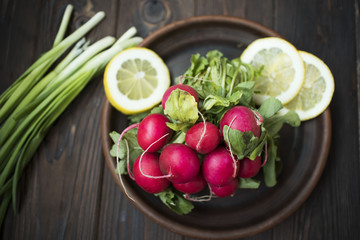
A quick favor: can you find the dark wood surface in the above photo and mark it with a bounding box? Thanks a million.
[0,0,359,239]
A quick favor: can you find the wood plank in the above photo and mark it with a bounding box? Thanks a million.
[0,0,43,92]
[125,0,195,36]
[356,0,360,187]
[272,0,360,239]
[96,1,196,239]
[194,0,275,29]
[1,0,68,236]
[1,0,118,238]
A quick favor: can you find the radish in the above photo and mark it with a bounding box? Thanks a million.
[159,143,201,184]
[115,113,172,188]
[185,122,221,154]
[209,178,238,197]
[202,146,239,186]
[220,106,263,138]
[162,84,199,109]
[132,152,170,194]
[137,113,173,152]
[172,174,207,194]
[238,156,262,178]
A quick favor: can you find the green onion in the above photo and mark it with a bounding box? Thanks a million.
[0,36,116,146]
[0,5,105,123]
[0,4,143,227]
[53,5,74,47]
[0,38,86,146]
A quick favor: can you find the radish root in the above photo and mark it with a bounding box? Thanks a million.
[116,123,139,181]
[184,187,213,202]
[115,123,141,201]
[116,127,138,202]
[138,133,172,179]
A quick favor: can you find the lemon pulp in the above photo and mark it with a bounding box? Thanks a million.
[283,51,334,120]
[116,58,158,100]
[240,37,305,105]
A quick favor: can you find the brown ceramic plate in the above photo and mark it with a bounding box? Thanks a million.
[101,16,331,240]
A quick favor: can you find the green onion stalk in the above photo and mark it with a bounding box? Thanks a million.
[0,6,105,123]
[0,4,143,226]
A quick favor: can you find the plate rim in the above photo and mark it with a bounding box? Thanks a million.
[101,15,332,240]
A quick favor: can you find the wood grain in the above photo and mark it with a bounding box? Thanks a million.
[0,0,359,239]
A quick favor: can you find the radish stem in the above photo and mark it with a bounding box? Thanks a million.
[116,123,139,180]
[117,139,135,202]
[261,140,268,167]
[226,116,239,178]
[196,110,207,153]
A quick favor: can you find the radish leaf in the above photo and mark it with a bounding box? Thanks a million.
[238,178,261,189]
[164,89,198,131]
[155,188,194,215]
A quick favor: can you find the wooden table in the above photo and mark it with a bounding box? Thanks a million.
[1,0,359,239]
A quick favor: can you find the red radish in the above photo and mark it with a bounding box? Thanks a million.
[137,113,173,152]
[172,174,207,194]
[159,143,201,184]
[162,84,199,109]
[220,106,262,138]
[202,146,239,186]
[238,156,262,179]
[132,153,170,194]
[209,178,238,197]
[185,122,221,154]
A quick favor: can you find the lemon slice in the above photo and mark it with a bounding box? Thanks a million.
[281,51,334,121]
[104,47,170,114]
[240,37,305,105]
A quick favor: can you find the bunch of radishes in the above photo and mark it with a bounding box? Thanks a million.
[116,82,266,200]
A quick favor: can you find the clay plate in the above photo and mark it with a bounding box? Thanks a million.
[101,16,331,240]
